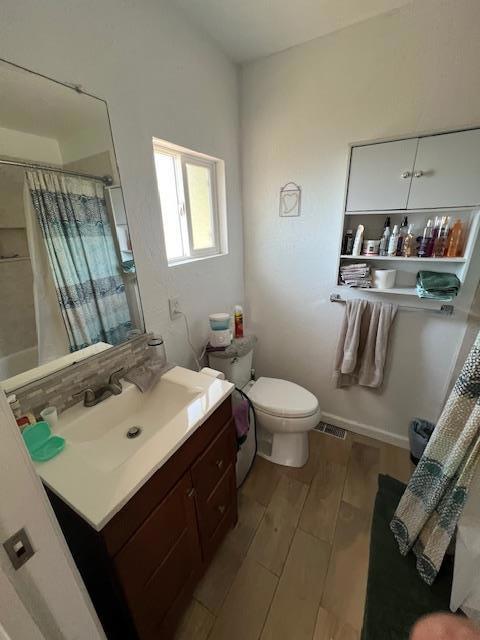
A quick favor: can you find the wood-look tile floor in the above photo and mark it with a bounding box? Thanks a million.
[175,430,412,640]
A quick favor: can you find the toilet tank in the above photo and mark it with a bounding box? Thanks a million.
[207,336,256,389]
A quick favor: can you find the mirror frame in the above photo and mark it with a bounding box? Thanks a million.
[0,56,146,393]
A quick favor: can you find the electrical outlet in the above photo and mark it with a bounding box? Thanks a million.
[169,296,182,320]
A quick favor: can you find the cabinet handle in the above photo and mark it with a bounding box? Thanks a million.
[217,504,226,515]
[414,170,424,178]
[401,171,411,179]
[186,488,196,498]
[215,459,224,470]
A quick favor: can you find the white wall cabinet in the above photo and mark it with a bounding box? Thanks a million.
[346,138,418,211]
[346,128,480,212]
[408,129,480,209]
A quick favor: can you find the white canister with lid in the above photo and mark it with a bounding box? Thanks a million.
[373,269,397,289]
[209,313,231,331]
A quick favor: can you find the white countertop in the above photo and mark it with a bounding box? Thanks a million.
[35,367,234,531]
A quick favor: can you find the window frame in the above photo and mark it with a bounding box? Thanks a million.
[153,141,223,266]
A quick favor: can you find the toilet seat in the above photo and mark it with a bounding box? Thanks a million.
[248,377,319,418]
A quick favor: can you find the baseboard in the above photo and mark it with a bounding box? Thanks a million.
[321,412,409,450]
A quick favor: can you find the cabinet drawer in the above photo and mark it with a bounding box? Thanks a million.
[197,465,236,553]
[191,418,236,501]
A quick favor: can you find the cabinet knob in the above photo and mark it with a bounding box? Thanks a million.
[186,487,196,498]
[414,170,424,178]
[217,504,226,515]
[401,171,411,179]
[215,459,224,470]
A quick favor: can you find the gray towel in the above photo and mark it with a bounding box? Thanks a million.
[334,299,397,389]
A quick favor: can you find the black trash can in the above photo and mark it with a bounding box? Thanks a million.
[409,418,435,465]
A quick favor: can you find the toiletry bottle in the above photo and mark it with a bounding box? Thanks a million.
[402,224,416,257]
[352,224,364,256]
[7,394,21,420]
[379,226,390,256]
[342,229,353,255]
[418,219,434,258]
[383,216,391,231]
[447,218,464,257]
[234,305,244,338]
[396,216,408,255]
[432,216,450,257]
[387,225,399,256]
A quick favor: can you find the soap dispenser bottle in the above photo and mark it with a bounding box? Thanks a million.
[387,225,399,256]
[396,216,408,255]
[402,224,416,257]
[418,219,434,257]
[379,226,390,256]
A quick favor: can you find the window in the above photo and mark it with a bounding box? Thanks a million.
[153,139,226,264]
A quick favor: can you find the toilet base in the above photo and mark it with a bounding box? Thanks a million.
[257,430,309,468]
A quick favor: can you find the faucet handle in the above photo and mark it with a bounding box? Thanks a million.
[73,388,95,404]
[109,368,124,387]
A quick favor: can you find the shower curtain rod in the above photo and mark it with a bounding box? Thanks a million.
[330,293,454,316]
[0,158,113,185]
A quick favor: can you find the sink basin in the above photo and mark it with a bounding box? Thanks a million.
[35,366,234,530]
[57,377,202,472]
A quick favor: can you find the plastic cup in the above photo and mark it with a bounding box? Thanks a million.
[40,406,58,429]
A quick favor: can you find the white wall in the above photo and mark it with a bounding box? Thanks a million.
[0,0,244,368]
[241,0,480,445]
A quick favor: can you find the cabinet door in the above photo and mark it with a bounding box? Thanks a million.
[408,129,480,209]
[114,471,202,640]
[346,138,418,211]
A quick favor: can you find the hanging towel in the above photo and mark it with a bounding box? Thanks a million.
[391,330,480,585]
[334,299,397,388]
[233,398,250,447]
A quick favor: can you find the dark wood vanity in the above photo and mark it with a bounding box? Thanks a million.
[46,397,237,639]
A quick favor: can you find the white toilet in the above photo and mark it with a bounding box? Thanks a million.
[208,337,321,468]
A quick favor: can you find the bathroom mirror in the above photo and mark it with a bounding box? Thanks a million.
[0,59,144,392]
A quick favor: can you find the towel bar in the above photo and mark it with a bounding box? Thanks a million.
[330,293,454,316]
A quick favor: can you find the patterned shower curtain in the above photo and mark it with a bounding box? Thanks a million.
[391,330,480,584]
[26,170,132,351]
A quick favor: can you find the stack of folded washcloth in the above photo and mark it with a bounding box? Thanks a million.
[339,263,372,288]
[416,271,461,301]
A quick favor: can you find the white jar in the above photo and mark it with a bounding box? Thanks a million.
[373,269,397,289]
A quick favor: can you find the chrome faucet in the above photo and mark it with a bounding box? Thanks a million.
[74,368,124,407]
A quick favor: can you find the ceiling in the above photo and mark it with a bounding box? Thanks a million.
[173,0,413,63]
[0,60,110,144]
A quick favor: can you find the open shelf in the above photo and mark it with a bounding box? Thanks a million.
[362,287,417,296]
[338,284,418,296]
[340,255,466,262]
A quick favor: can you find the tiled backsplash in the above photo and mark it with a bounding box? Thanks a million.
[12,333,154,418]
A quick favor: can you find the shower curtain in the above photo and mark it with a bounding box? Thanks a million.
[391,330,480,584]
[26,170,132,352]
[23,181,70,364]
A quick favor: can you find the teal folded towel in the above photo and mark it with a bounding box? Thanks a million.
[416,271,460,301]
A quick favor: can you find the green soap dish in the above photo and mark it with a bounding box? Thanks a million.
[22,421,65,462]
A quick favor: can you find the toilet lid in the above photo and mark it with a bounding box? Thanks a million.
[248,377,319,418]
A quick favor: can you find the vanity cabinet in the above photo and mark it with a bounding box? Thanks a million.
[346,128,480,211]
[46,397,237,640]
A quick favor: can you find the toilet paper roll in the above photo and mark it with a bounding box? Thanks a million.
[200,367,226,380]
